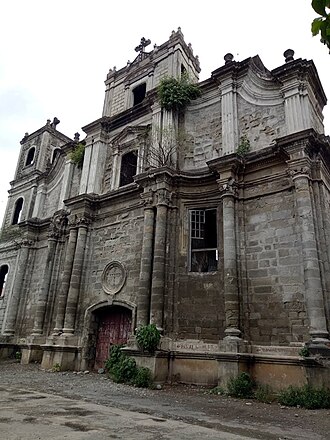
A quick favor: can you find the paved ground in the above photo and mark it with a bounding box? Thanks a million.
[0,360,329,439]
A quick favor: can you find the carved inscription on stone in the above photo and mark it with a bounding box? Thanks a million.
[102,261,126,295]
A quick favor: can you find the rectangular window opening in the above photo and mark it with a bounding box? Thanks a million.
[190,208,218,273]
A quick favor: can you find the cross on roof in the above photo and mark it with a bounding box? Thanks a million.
[135,37,151,54]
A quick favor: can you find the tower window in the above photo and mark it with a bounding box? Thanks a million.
[51,148,61,163]
[190,208,218,272]
[119,151,138,187]
[25,147,35,166]
[133,83,146,106]
[12,198,24,225]
[181,64,187,76]
[0,265,9,298]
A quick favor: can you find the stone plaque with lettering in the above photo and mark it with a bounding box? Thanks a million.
[102,261,126,295]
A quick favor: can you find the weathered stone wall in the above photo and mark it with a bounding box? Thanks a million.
[0,249,18,332]
[238,97,285,151]
[241,178,308,345]
[74,199,144,333]
[182,95,222,170]
[110,83,126,117]
[42,176,64,219]
[153,58,169,84]
[171,196,225,341]
[17,243,48,336]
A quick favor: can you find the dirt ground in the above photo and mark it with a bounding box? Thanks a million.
[0,359,329,439]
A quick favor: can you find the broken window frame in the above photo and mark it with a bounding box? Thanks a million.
[189,207,218,273]
[132,83,146,106]
[119,150,138,187]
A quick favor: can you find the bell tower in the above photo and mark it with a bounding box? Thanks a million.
[102,28,201,118]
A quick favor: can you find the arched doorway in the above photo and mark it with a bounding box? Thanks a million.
[94,305,132,369]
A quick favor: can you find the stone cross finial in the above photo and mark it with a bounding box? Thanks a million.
[135,37,151,54]
[51,117,60,129]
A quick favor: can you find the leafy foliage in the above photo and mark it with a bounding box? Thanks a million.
[254,384,275,404]
[105,344,153,388]
[134,367,153,388]
[157,74,201,111]
[70,142,85,168]
[236,135,250,157]
[278,385,330,409]
[136,324,161,354]
[298,345,310,357]
[227,372,254,398]
[311,0,330,52]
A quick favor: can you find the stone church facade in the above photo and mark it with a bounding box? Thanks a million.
[1,29,330,388]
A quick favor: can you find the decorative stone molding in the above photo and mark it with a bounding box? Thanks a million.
[102,261,127,295]
[287,165,311,180]
[156,188,172,206]
[141,189,155,209]
[218,176,239,197]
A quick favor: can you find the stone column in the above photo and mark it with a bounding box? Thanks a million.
[53,226,78,333]
[32,234,57,334]
[150,189,169,330]
[3,240,32,335]
[137,191,155,327]
[289,165,329,343]
[219,178,241,339]
[62,219,89,334]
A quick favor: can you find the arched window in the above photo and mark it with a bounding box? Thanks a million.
[12,198,24,225]
[25,147,35,166]
[0,265,9,297]
[51,148,61,163]
[132,83,146,106]
[119,151,138,187]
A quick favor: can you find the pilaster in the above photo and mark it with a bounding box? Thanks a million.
[287,157,329,344]
[150,188,171,330]
[62,217,90,334]
[137,190,155,327]
[218,173,241,340]
[3,239,33,335]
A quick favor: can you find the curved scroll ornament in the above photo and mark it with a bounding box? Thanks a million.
[102,261,127,295]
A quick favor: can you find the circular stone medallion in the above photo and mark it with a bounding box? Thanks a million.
[102,261,126,295]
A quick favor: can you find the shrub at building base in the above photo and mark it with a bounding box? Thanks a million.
[135,324,161,354]
[227,372,254,398]
[278,385,330,409]
[105,344,153,388]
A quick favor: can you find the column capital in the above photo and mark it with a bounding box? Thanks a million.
[156,188,172,206]
[287,162,312,181]
[141,189,155,209]
[20,239,34,248]
[217,176,239,198]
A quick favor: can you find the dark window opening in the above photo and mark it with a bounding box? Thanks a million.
[25,147,35,166]
[133,83,146,106]
[51,148,61,163]
[190,208,218,272]
[0,265,9,297]
[119,151,138,187]
[181,64,187,76]
[12,198,24,225]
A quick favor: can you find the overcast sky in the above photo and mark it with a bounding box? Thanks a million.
[0,0,329,225]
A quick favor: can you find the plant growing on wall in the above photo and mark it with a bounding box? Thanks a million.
[236,135,250,157]
[135,324,161,354]
[70,142,85,168]
[157,74,201,112]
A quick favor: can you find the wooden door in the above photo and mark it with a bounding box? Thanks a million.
[94,306,132,369]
